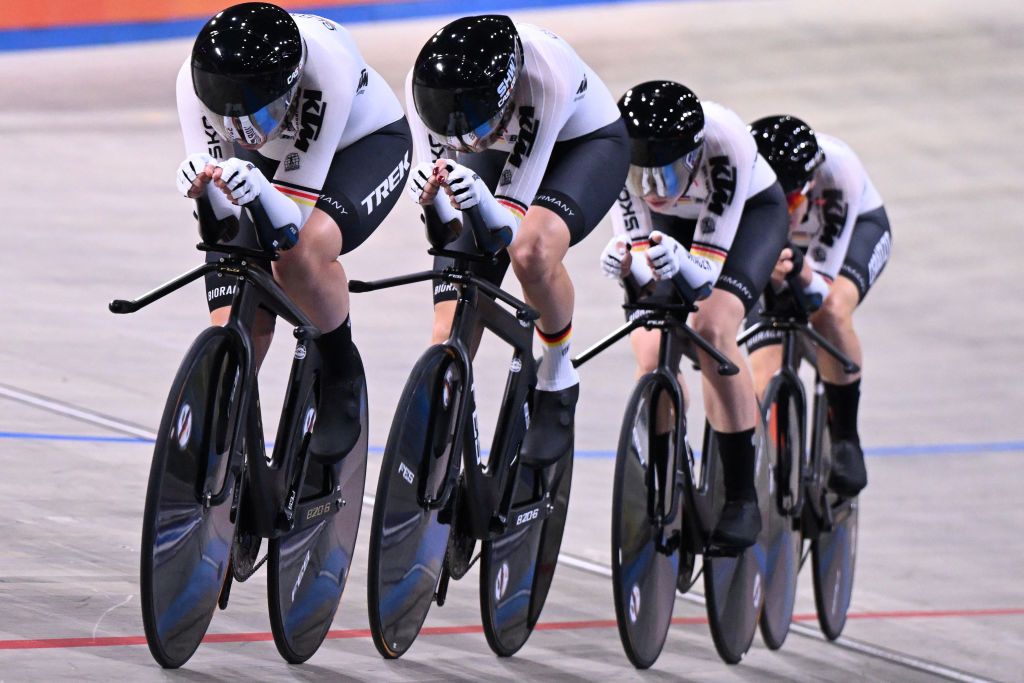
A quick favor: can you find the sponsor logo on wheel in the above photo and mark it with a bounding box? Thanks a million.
[752,572,762,610]
[495,562,510,602]
[176,403,192,449]
[629,584,641,623]
[303,407,316,435]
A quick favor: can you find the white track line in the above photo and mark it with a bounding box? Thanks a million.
[0,384,157,440]
[1,385,996,682]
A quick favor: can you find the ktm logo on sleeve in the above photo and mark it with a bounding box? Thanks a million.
[820,190,848,246]
[509,107,538,168]
[295,89,327,152]
[706,156,737,216]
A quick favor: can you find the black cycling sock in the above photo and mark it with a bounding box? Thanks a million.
[315,317,360,384]
[824,379,861,444]
[716,428,757,502]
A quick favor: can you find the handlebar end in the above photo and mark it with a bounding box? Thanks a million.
[348,280,370,293]
[843,363,861,375]
[109,299,133,314]
[717,362,740,377]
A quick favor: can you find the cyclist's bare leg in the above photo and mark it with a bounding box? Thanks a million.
[507,206,574,337]
[810,276,862,384]
[271,208,348,332]
[690,289,757,433]
[749,345,783,402]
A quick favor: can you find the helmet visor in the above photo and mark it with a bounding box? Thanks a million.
[206,88,296,149]
[432,101,512,154]
[626,147,702,199]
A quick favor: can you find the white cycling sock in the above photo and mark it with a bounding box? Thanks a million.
[535,322,579,392]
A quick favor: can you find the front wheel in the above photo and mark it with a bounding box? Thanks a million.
[140,327,246,668]
[758,375,805,650]
[610,373,685,669]
[367,345,466,658]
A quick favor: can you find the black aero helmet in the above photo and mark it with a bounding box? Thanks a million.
[191,3,305,147]
[618,81,705,198]
[749,115,824,194]
[412,15,523,153]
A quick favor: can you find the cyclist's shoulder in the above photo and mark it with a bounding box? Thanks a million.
[700,101,754,153]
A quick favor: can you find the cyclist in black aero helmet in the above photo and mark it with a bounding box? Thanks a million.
[600,81,790,549]
[746,115,893,498]
[176,2,412,463]
[406,14,631,468]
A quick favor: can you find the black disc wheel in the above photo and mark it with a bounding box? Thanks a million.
[702,425,769,665]
[140,327,246,669]
[368,346,466,658]
[268,365,369,663]
[811,406,859,640]
[758,376,804,650]
[480,445,574,657]
[611,374,685,669]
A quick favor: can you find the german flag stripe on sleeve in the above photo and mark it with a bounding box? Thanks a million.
[630,238,650,251]
[495,195,528,220]
[273,182,319,207]
[691,241,728,263]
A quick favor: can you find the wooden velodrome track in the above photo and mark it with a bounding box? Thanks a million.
[1,0,1022,680]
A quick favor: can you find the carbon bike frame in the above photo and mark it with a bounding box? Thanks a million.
[109,200,340,538]
[573,280,740,550]
[349,208,547,541]
[736,297,860,530]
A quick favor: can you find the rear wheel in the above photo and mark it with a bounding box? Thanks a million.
[367,346,466,658]
[610,374,685,669]
[480,444,574,657]
[702,424,768,664]
[758,375,804,650]
[140,327,245,669]
[811,392,859,640]
[268,359,369,663]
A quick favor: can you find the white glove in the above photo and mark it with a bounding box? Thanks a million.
[802,271,831,311]
[647,231,683,279]
[176,152,214,198]
[216,157,262,206]
[408,160,460,225]
[444,162,484,210]
[648,230,713,297]
[407,161,439,204]
[600,237,630,279]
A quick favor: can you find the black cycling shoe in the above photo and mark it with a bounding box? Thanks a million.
[519,384,579,469]
[710,498,761,551]
[828,439,867,497]
[309,373,363,464]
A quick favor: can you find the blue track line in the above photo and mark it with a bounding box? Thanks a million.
[1,430,1022,459]
[1,0,673,52]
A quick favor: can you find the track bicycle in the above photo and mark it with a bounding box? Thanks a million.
[351,206,573,658]
[738,259,862,647]
[573,275,770,668]
[110,200,367,668]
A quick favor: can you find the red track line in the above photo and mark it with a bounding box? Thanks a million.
[1,607,1021,652]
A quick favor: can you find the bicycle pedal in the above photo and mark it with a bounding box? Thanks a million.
[705,544,744,559]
